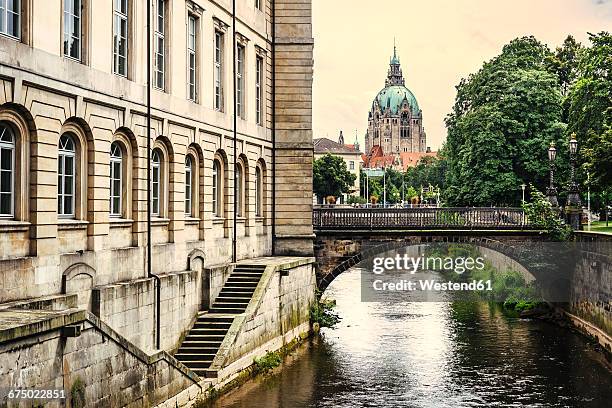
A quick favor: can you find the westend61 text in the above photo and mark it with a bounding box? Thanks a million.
[372,279,493,292]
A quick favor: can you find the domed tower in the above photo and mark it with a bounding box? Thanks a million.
[365,45,427,156]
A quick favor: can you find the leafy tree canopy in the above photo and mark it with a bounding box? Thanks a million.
[313,154,357,199]
[445,36,567,206]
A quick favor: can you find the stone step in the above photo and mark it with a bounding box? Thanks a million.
[209,307,245,314]
[180,340,223,348]
[231,271,264,277]
[193,321,232,329]
[177,347,219,355]
[214,297,250,304]
[212,301,248,309]
[234,265,266,271]
[188,328,228,335]
[218,290,252,297]
[184,334,226,342]
[220,285,255,292]
[176,357,217,367]
[197,314,235,322]
[223,281,258,288]
[227,276,261,283]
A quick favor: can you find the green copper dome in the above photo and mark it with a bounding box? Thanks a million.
[376,85,420,115]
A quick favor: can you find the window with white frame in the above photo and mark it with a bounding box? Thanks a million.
[212,159,221,216]
[154,0,165,90]
[256,55,263,125]
[152,149,161,216]
[109,142,122,216]
[63,0,82,60]
[349,161,355,171]
[0,0,21,39]
[0,123,14,217]
[185,156,193,216]
[214,31,224,111]
[187,14,197,101]
[255,166,262,217]
[236,44,245,118]
[235,163,243,217]
[58,134,76,217]
[113,0,128,76]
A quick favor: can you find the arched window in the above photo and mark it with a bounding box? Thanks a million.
[255,165,262,217]
[235,163,243,217]
[58,134,76,217]
[212,159,221,216]
[152,149,161,216]
[185,156,193,216]
[110,142,122,216]
[0,123,15,217]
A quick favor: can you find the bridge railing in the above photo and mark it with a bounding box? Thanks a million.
[312,207,532,230]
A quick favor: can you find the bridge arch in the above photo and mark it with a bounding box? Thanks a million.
[314,232,566,300]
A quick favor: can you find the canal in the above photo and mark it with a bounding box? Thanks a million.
[213,268,612,408]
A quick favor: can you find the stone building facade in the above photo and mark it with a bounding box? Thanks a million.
[0,0,313,308]
[364,46,427,156]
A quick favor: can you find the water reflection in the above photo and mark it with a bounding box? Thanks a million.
[213,269,612,408]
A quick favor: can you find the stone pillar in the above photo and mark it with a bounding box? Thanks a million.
[273,0,314,256]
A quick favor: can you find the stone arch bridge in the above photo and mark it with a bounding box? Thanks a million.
[312,207,572,301]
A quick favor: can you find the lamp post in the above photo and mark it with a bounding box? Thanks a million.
[546,142,559,208]
[520,183,526,205]
[566,133,582,230]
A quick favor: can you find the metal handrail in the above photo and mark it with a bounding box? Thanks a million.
[312,207,532,230]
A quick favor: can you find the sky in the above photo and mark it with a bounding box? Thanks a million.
[312,0,612,151]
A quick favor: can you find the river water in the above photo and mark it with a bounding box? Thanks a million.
[213,268,612,408]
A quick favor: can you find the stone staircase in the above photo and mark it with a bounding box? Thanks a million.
[174,264,266,376]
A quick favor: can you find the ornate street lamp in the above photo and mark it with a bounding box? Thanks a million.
[546,142,558,208]
[566,133,582,230]
[520,183,526,204]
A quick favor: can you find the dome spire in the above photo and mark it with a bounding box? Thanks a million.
[386,41,405,87]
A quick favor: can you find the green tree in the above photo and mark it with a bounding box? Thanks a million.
[445,36,567,206]
[313,154,357,200]
[566,32,612,200]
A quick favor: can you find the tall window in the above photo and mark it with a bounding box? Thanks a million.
[109,142,122,216]
[185,156,193,216]
[255,0,262,11]
[58,134,76,217]
[255,166,262,217]
[113,0,128,76]
[236,45,245,118]
[152,150,161,216]
[400,112,409,138]
[256,56,263,125]
[0,123,14,217]
[349,161,355,171]
[0,0,20,39]
[214,31,224,111]
[235,164,243,217]
[212,159,221,216]
[154,0,165,90]
[187,15,197,101]
[63,0,82,60]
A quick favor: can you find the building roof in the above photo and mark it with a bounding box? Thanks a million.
[363,145,437,171]
[314,138,362,155]
[376,85,420,115]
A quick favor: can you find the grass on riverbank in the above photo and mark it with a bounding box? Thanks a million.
[584,221,612,234]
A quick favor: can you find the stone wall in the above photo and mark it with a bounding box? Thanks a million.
[92,270,202,353]
[568,232,612,351]
[0,311,203,408]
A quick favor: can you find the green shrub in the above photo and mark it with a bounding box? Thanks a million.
[310,298,340,328]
